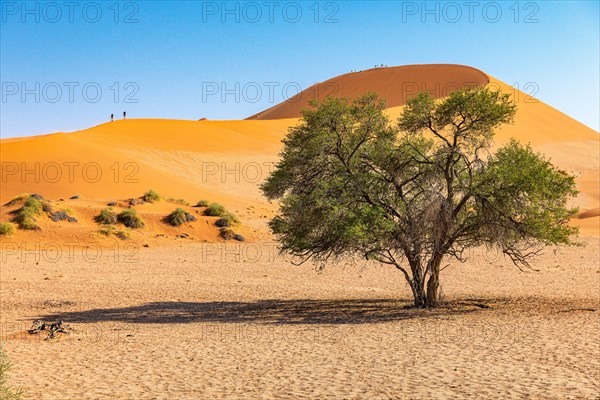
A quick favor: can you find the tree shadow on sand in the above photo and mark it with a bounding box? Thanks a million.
[42,298,488,325]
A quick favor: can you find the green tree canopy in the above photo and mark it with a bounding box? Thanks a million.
[262,87,578,308]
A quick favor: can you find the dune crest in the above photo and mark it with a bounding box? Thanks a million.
[246,64,489,120]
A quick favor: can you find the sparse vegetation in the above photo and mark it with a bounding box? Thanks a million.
[203,203,226,216]
[117,209,145,229]
[220,227,236,240]
[215,218,230,228]
[98,225,130,240]
[12,196,43,230]
[107,201,117,207]
[195,199,209,207]
[0,342,22,400]
[114,230,130,240]
[95,208,118,225]
[4,193,29,207]
[142,190,161,203]
[22,196,43,213]
[97,226,115,236]
[167,198,189,206]
[215,213,239,227]
[164,208,196,227]
[0,222,15,237]
[219,228,244,241]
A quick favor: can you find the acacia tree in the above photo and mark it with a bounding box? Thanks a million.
[261,88,578,308]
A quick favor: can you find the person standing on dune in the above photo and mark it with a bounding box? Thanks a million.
[123,111,126,120]
[111,113,114,122]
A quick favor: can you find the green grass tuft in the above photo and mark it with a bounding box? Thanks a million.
[203,203,227,217]
[0,222,15,237]
[219,227,236,240]
[215,213,239,227]
[12,196,43,230]
[195,199,209,207]
[142,190,161,203]
[0,342,23,400]
[164,208,187,227]
[167,198,189,206]
[117,209,145,229]
[97,226,115,236]
[95,208,118,225]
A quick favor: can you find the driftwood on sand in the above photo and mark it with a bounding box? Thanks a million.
[27,320,72,340]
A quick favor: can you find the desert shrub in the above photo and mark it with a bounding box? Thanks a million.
[98,226,115,236]
[114,230,130,240]
[142,190,161,203]
[13,196,43,230]
[30,194,44,200]
[195,199,209,207]
[118,209,145,229]
[4,194,29,207]
[95,208,118,225]
[164,208,187,227]
[0,222,15,237]
[107,201,117,207]
[220,228,236,240]
[98,225,129,240]
[167,198,189,206]
[216,211,239,226]
[233,233,245,242]
[22,196,42,213]
[215,218,230,227]
[164,208,197,226]
[0,342,22,400]
[204,203,226,217]
[69,194,80,200]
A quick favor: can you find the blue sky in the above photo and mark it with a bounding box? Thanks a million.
[1,0,598,138]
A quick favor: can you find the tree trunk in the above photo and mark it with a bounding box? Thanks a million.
[408,260,426,307]
[412,280,426,308]
[425,256,443,307]
[425,273,440,307]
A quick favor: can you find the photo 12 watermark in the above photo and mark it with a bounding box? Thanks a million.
[1,161,140,185]
[1,82,139,104]
[200,81,339,104]
[0,1,140,23]
[200,1,340,24]
[400,1,540,24]
[0,241,140,264]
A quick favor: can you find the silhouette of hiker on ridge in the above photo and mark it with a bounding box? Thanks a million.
[111,113,114,122]
[123,111,126,120]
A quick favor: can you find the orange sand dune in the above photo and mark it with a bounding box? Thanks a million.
[1,64,598,238]
[247,64,489,120]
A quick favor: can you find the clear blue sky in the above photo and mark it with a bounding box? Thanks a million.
[1,0,598,138]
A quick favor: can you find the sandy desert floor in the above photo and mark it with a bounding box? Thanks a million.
[1,237,598,399]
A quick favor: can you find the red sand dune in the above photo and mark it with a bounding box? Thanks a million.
[246,64,489,120]
[1,64,598,239]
